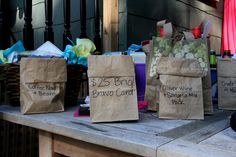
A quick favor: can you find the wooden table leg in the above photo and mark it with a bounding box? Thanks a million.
[39,130,56,157]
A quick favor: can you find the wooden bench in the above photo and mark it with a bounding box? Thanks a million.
[0,105,234,157]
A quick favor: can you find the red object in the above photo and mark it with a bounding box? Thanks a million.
[160,27,164,37]
[73,108,90,117]
[221,0,236,54]
[192,27,201,39]
[141,40,150,46]
[138,101,148,110]
[73,109,79,117]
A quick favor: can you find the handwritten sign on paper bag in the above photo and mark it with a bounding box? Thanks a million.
[90,77,135,98]
[88,55,139,123]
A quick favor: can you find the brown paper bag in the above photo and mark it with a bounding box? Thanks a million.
[157,57,204,119]
[144,39,160,111]
[151,36,213,114]
[202,61,213,114]
[88,55,139,123]
[218,58,236,110]
[20,58,66,114]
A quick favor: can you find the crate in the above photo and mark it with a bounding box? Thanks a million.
[0,63,88,107]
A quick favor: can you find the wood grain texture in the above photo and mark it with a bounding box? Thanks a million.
[39,130,54,157]
[157,139,236,157]
[103,0,118,52]
[0,105,172,157]
[200,128,236,153]
[0,105,233,157]
[54,134,141,157]
[159,111,232,139]
[181,119,230,143]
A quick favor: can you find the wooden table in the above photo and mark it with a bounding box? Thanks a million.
[0,105,235,157]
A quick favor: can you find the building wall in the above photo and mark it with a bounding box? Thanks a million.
[125,0,223,53]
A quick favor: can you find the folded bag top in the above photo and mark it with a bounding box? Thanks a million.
[156,57,204,77]
[88,55,135,78]
[217,58,236,77]
[20,58,67,83]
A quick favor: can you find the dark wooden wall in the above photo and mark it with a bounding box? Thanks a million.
[7,0,223,52]
[123,0,223,53]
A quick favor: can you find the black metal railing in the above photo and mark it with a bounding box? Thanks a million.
[23,0,34,50]
[0,0,102,51]
[0,1,11,49]
[44,0,54,43]
[63,0,72,49]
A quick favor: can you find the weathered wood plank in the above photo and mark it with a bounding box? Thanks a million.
[181,119,230,143]
[39,130,54,157]
[0,105,172,157]
[0,105,233,157]
[200,128,236,153]
[50,107,192,135]
[103,0,118,52]
[56,107,192,136]
[157,139,236,157]
[54,134,141,157]
[159,111,232,139]
[103,118,191,135]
